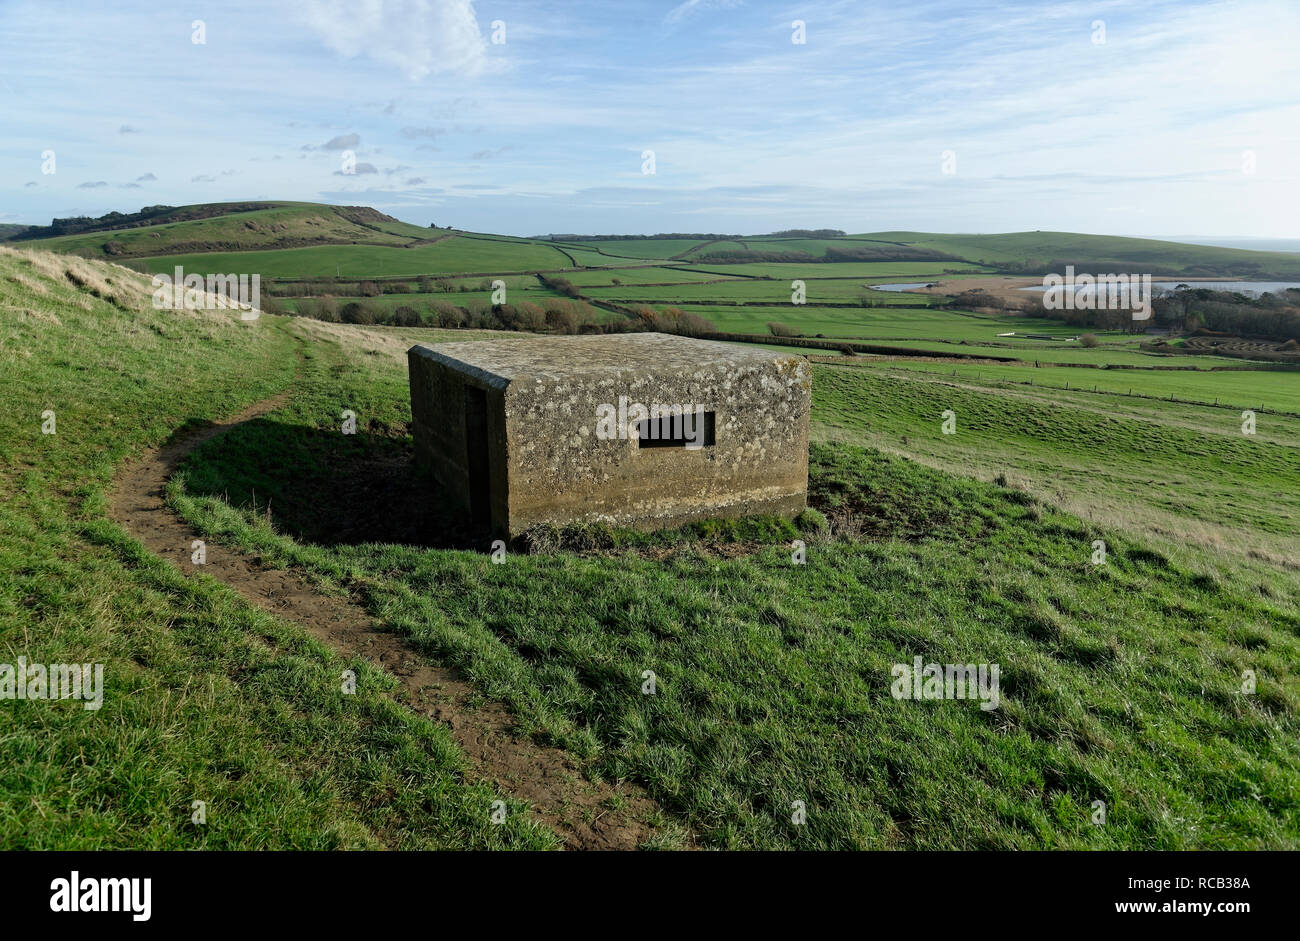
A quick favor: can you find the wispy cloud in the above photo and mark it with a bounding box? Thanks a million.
[3,0,1297,235]
[663,0,743,27]
[295,0,486,80]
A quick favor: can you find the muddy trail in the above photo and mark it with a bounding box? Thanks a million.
[108,386,678,851]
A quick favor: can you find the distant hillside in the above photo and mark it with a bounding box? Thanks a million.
[15,202,441,260]
[546,229,1300,278]
[864,230,1300,279]
[9,203,281,241]
[0,223,31,239]
[536,232,743,241]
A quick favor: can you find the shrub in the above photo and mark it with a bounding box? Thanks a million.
[546,307,579,334]
[341,301,378,325]
[518,302,547,332]
[677,311,717,336]
[433,302,466,328]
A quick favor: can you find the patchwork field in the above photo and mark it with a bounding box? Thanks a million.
[5,204,1299,850]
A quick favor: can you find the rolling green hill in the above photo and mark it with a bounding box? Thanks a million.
[17,202,1300,281]
[864,230,1300,279]
[12,202,452,260]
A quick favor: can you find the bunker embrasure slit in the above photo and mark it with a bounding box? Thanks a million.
[637,410,716,448]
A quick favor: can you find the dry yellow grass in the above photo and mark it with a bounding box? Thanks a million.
[0,245,265,327]
[290,317,530,364]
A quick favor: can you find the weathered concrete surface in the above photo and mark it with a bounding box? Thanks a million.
[408,334,810,537]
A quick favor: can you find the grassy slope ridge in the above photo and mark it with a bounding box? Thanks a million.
[15,203,451,260]
[0,247,554,849]
[167,325,1300,850]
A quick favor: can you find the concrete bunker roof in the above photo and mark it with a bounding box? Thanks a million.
[409,333,801,387]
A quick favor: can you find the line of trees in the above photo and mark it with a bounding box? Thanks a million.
[1152,287,1300,341]
[264,275,501,297]
[282,295,598,332]
[533,229,849,240]
[535,232,743,241]
[271,293,719,339]
[766,229,847,238]
[1020,285,1300,341]
[694,246,959,264]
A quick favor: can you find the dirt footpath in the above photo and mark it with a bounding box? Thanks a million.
[109,389,677,850]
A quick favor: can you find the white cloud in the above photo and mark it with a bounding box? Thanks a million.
[322,133,360,150]
[296,0,486,81]
[663,0,742,27]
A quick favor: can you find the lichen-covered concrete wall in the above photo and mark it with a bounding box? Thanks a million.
[503,358,809,534]
[409,335,811,537]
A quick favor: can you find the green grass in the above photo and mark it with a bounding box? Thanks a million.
[131,237,574,280]
[0,246,556,849]
[11,205,1300,851]
[562,266,739,286]
[582,276,950,305]
[565,239,719,260]
[883,359,1300,414]
[829,336,1244,367]
[812,362,1300,563]
[165,325,1300,849]
[692,305,1070,341]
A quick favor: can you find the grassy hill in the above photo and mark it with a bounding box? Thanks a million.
[0,246,557,849]
[864,230,1300,279]
[11,202,452,261]
[3,242,1297,849]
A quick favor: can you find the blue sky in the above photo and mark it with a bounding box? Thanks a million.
[2,0,1298,237]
